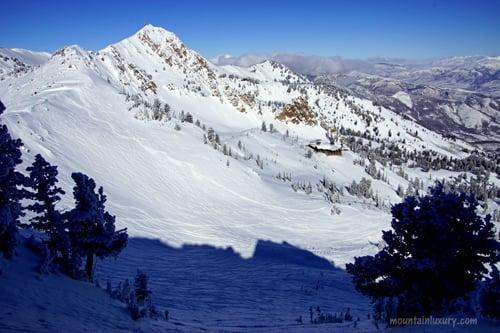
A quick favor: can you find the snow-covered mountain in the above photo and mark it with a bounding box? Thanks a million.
[1,24,498,331]
[216,54,500,97]
[214,53,500,149]
[0,47,50,79]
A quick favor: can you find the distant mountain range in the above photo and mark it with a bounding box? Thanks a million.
[213,54,500,150]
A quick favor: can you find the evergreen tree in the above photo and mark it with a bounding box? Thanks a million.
[207,128,215,143]
[151,98,162,120]
[0,101,25,258]
[25,154,69,264]
[396,184,404,198]
[66,172,128,280]
[347,182,499,319]
[134,270,151,304]
[162,103,171,118]
[127,290,143,320]
[480,265,500,318]
[184,112,193,123]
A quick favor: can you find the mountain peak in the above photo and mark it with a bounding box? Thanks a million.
[51,45,88,59]
[133,23,180,43]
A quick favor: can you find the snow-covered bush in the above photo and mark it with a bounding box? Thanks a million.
[108,270,164,321]
[25,235,53,273]
[346,182,499,320]
[307,306,352,324]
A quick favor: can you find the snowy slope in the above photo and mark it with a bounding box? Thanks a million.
[0,24,485,261]
[0,24,498,331]
[0,235,187,333]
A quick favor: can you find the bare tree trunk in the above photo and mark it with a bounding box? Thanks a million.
[85,250,94,282]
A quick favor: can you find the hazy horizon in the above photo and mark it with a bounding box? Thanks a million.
[2,0,499,60]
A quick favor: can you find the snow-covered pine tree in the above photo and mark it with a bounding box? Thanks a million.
[25,154,69,265]
[162,103,171,119]
[184,112,193,123]
[66,173,128,280]
[151,98,162,120]
[396,184,404,197]
[0,101,25,258]
[347,182,499,319]
[127,290,143,320]
[305,182,313,194]
[134,270,151,304]
[207,127,215,143]
[365,160,378,178]
[480,265,500,318]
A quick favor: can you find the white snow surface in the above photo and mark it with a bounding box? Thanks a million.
[392,91,413,108]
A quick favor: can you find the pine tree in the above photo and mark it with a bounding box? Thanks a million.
[25,154,69,264]
[0,101,25,258]
[184,112,193,123]
[207,128,215,143]
[347,182,499,319]
[66,173,128,280]
[127,290,143,320]
[396,184,404,198]
[162,103,171,118]
[134,270,151,304]
[480,265,500,318]
[151,98,162,120]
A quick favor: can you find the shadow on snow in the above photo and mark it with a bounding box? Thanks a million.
[97,237,370,329]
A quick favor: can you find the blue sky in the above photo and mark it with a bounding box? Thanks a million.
[1,0,499,59]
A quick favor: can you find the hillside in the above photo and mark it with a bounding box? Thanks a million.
[0,235,184,332]
[214,54,500,149]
